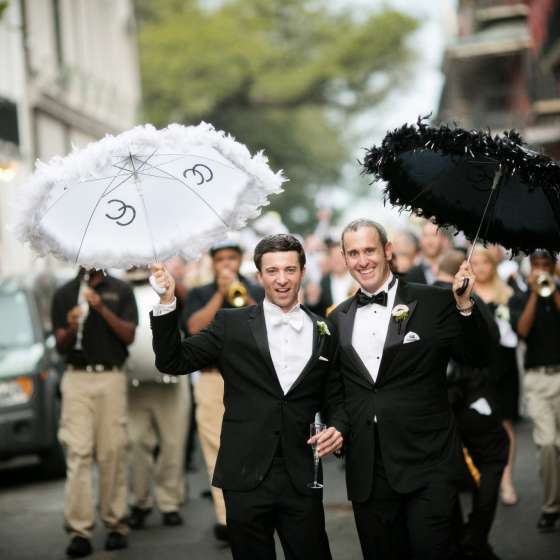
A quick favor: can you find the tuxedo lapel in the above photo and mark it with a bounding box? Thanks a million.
[248,304,284,396]
[286,307,325,395]
[377,280,418,384]
[339,295,377,386]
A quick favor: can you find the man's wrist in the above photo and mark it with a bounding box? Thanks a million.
[456,298,475,315]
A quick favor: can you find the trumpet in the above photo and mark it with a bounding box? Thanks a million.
[536,272,555,298]
[227,281,249,308]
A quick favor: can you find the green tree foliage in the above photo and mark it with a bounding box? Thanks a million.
[0,1,9,21]
[135,0,418,231]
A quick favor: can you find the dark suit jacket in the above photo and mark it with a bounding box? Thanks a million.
[329,280,492,502]
[307,275,334,317]
[151,303,348,495]
[404,263,429,284]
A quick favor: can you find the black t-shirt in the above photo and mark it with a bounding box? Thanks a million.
[182,275,264,336]
[51,274,138,367]
[509,290,560,368]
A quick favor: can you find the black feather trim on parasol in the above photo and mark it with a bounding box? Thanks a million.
[362,116,560,255]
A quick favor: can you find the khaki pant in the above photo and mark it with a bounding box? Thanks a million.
[524,369,560,514]
[128,376,190,512]
[58,370,129,538]
[194,371,226,525]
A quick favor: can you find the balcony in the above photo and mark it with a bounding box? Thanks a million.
[447,19,531,60]
[475,1,529,24]
[540,4,560,73]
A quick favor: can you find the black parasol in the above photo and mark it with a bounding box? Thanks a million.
[363,117,560,258]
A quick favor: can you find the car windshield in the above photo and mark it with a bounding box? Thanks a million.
[0,291,36,348]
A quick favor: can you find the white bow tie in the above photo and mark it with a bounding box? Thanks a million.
[268,307,304,332]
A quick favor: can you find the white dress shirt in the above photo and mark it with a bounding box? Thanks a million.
[263,298,314,395]
[153,297,314,395]
[153,297,178,316]
[352,273,398,384]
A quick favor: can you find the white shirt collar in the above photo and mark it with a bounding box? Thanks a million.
[263,298,301,315]
[263,298,304,332]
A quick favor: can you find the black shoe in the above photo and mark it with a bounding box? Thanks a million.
[162,511,183,526]
[537,512,559,532]
[213,523,229,542]
[66,536,92,558]
[128,506,152,529]
[105,532,128,551]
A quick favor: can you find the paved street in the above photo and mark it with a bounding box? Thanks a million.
[0,421,558,560]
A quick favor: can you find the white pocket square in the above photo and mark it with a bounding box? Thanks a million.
[318,356,329,362]
[470,398,492,416]
[403,331,420,344]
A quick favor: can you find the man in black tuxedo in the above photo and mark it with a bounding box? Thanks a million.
[150,234,347,560]
[328,219,493,560]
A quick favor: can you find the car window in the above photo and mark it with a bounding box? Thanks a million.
[0,291,36,348]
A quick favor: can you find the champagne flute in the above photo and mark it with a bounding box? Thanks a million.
[307,421,326,489]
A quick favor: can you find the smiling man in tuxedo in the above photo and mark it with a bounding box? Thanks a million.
[328,219,493,560]
[149,234,347,560]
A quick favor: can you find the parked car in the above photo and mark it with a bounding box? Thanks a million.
[0,276,65,477]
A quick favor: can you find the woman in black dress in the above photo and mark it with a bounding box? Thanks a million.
[471,245,520,506]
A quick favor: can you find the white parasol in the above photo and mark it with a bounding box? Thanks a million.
[13,122,285,270]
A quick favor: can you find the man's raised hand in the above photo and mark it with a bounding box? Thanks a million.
[149,263,176,304]
[453,260,476,308]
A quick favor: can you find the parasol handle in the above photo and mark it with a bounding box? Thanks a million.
[456,278,469,296]
[454,166,503,297]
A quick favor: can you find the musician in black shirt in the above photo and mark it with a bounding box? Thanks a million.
[509,250,560,532]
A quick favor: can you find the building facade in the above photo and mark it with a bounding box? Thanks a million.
[437,0,560,158]
[0,0,141,274]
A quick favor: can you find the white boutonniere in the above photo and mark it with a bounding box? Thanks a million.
[391,304,409,334]
[495,304,510,322]
[317,320,331,337]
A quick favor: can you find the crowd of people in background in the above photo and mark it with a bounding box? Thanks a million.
[48,214,560,559]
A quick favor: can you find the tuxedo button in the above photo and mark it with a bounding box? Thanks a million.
[274,430,280,435]
[366,419,372,426]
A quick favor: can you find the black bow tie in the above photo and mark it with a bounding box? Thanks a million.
[357,290,388,307]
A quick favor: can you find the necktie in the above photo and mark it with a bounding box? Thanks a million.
[269,308,304,332]
[357,290,388,307]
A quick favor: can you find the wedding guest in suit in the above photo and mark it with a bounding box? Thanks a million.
[150,234,348,560]
[406,221,450,285]
[306,238,356,317]
[328,219,492,560]
[392,230,420,275]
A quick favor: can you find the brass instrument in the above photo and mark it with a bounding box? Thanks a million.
[227,281,249,308]
[463,447,480,487]
[536,272,555,298]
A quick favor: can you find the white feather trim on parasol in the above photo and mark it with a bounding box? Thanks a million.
[12,122,286,269]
